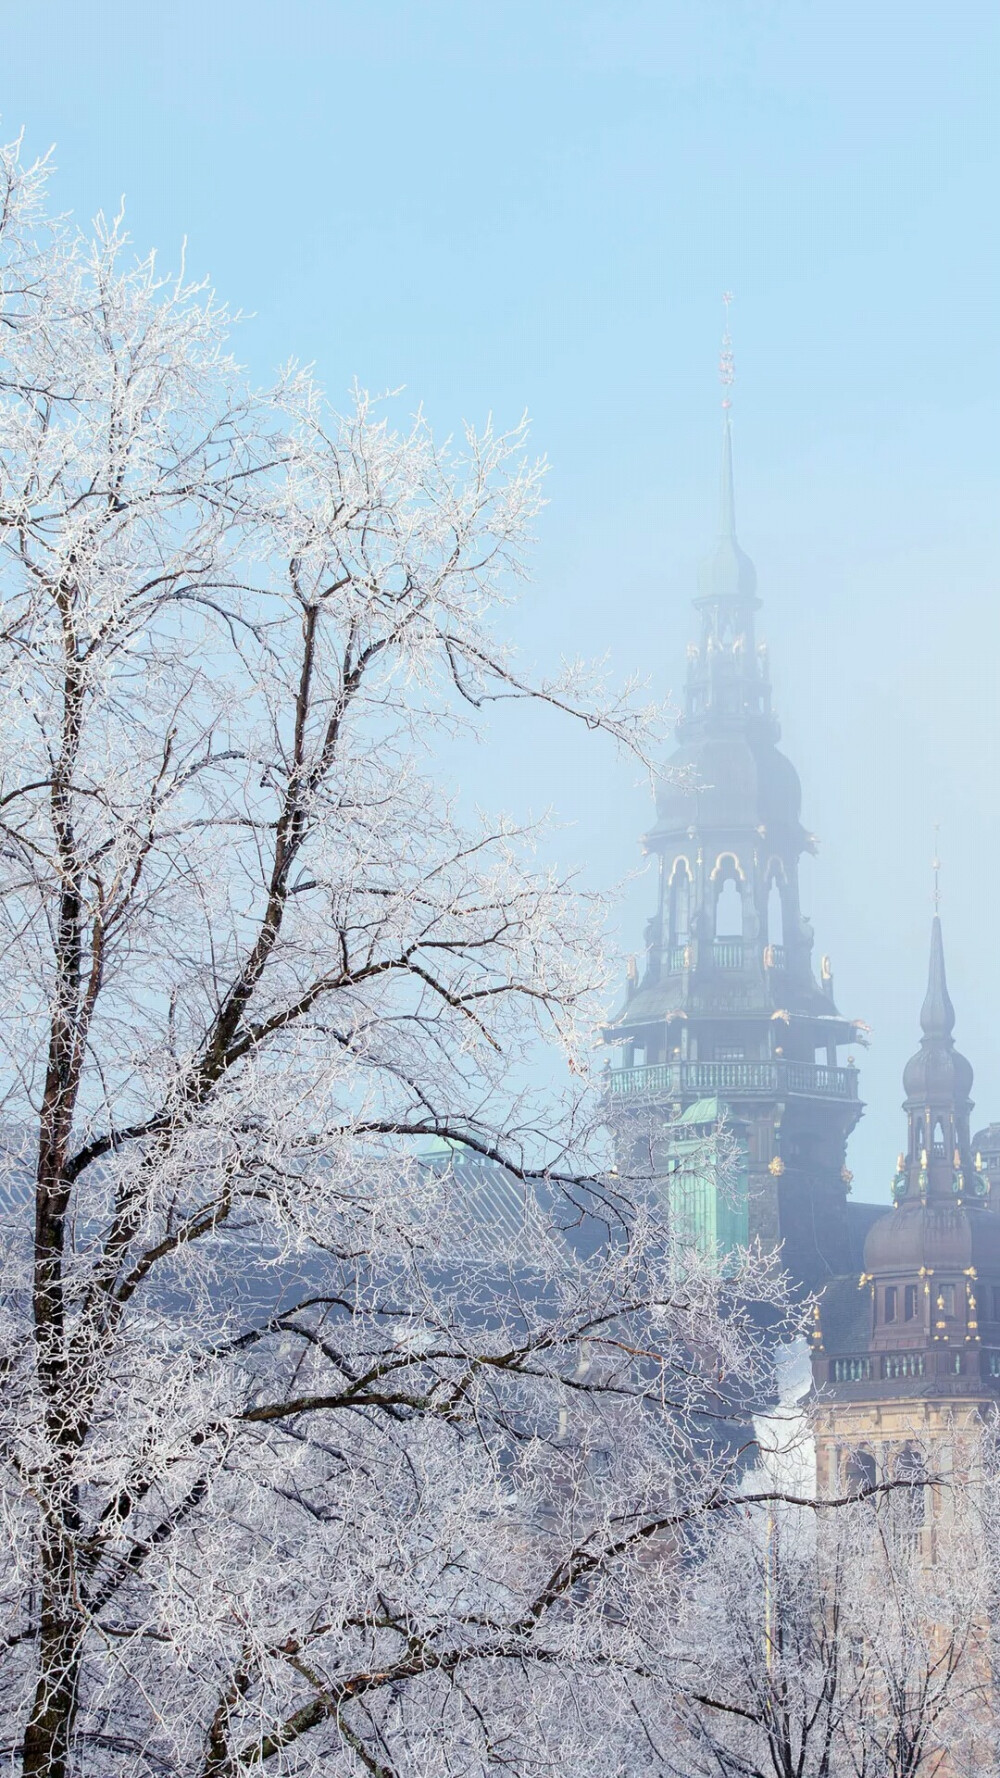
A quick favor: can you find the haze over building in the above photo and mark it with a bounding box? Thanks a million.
[607,342,1000,1458]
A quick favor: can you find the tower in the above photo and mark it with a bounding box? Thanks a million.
[606,341,866,1292]
[812,917,1000,1494]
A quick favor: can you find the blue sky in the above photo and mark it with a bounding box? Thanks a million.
[4,0,999,1193]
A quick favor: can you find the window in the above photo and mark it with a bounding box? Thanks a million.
[894,1444,926,1529]
[937,1283,956,1319]
[845,1449,877,1497]
[715,876,743,939]
[904,1283,919,1321]
[716,1046,745,1062]
[884,1285,897,1324]
[993,1287,1000,1322]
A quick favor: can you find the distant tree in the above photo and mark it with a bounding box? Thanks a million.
[0,138,788,1778]
[665,1448,997,1778]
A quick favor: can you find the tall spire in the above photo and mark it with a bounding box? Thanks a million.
[719,292,737,541]
[892,915,977,1205]
[920,915,956,1039]
[696,295,758,607]
[719,412,737,541]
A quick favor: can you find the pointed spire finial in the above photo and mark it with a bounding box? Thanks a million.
[719,292,735,411]
[718,293,736,540]
[932,824,941,915]
[920,915,955,1039]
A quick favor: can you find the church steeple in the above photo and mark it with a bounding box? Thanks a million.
[892,918,980,1206]
[720,402,736,538]
[695,407,760,609]
[606,305,866,1293]
[815,910,999,1389]
[684,313,769,733]
[920,915,956,1041]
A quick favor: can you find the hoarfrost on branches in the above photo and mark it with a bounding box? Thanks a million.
[0,137,788,1777]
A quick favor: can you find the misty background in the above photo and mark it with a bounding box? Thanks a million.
[5,0,998,1202]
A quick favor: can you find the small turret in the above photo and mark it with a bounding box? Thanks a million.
[895,919,977,1205]
[814,911,1000,1398]
[861,916,997,1356]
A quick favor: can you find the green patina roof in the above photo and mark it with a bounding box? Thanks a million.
[677,1096,721,1126]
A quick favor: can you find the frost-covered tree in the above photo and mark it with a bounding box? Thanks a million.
[667,1458,998,1778]
[0,138,788,1777]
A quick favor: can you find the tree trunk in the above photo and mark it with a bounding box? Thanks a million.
[22,1527,83,1778]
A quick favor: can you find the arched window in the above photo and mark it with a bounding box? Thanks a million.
[669,862,692,946]
[767,878,784,947]
[894,1444,926,1529]
[715,876,743,939]
[845,1449,877,1497]
[932,1118,946,1157]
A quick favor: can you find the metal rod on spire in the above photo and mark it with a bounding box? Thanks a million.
[719,291,735,411]
[932,824,941,915]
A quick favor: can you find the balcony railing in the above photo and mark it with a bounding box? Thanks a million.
[661,941,789,975]
[820,1349,1000,1389]
[608,1058,859,1102]
[832,1356,873,1382]
[882,1352,925,1380]
[712,939,744,969]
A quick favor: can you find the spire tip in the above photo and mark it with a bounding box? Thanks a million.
[719,292,735,412]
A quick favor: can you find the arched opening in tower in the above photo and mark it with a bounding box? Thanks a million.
[669,862,692,945]
[715,875,743,939]
[767,878,784,947]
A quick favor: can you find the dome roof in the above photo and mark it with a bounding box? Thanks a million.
[697,535,758,603]
[758,745,803,829]
[864,1199,1000,1278]
[654,734,802,833]
[902,1042,974,1105]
